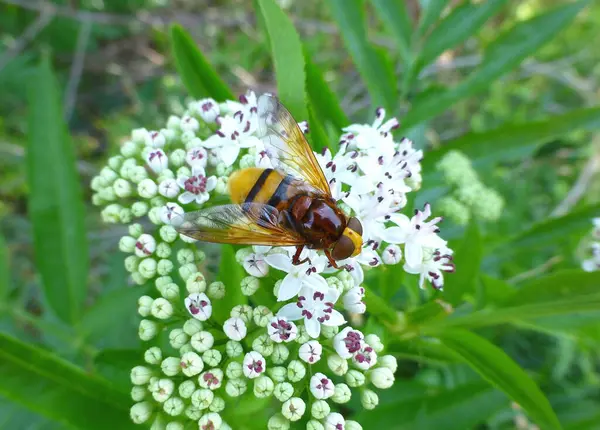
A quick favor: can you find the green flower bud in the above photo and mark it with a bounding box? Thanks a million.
[241,276,260,296]
[179,344,193,355]
[177,248,195,265]
[191,388,214,409]
[180,351,204,377]
[252,334,274,356]
[158,282,179,300]
[137,295,153,317]
[101,203,121,223]
[202,349,222,367]
[226,361,243,379]
[253,305,273,327]
[128,223,144,238]
[139,319,159,341]
[207,281,226,300]
[361,389,379,410]
[150,196,166,208]
[345,420,362,430]
[231,304,253,323]
[321,325,339,339]
[131,201,149,218]
[169,329,188,349]
[267,413,290,430]
[287,360,306,382]
[215,176,228,194]
[178,380,196,398]
[124,255,140,273]
[166,422,184,430]
[161,357,181,376]
[131,271,146,285]
[326,276,344,295]
[337,270,354,292]
[307,420,325,430]
[159,225,178,243]
[190,331,214,353]
[144,346,162,365]
[239,154,255,169]
[155,242,172,259]
[99,186,116,202]
[91,193,104,206]
[216,162,231,176]
[130,401,153,424]
[198,412,222,430]
[152,378,175,403]
[271,344,289,364]
[118,207,133,223]
[437,196,470,226]
[163,396,184,416]
[368,367,395,389]
[185,405,202,421]
[281,397,305,421]
[269,366,287,383]
[186,273,206,294]
[225,340,243,357]
[170,149,186,167]
[331,383,351,404]
[131,385,146,402]
[131,366,153,385]
[379,355,398,373]
[137,178,157,199]
[273,382,294,402]
[113,178,132,198]
[156,275,172,288]
[235,248,253,263]
[365,334,384,353]
[119,235,137,253]
[151,297,173,319]
[176,166,191,178]
[210,396,225,413]
[295,325,310,344]
[470,187,504,222]
[183,318,203,336]
[225,378,247,397]
[273,279,282,298]
[254,375,275,398]
[346,370,365,387]
[327,354,348,376]
[157,259,174,275]
[139,258,158,279]
[178,262,198,281]
[311,400,330,420]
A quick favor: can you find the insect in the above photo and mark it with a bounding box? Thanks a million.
[175,94,363,268]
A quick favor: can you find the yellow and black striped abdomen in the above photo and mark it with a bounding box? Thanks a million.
[228,168,294,208]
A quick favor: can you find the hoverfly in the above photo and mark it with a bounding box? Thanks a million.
[175,94,363,268]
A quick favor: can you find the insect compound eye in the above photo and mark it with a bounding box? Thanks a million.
[331,235,355,261]
[347,217,363,236]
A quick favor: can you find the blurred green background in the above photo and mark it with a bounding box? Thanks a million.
[2,0,600,429]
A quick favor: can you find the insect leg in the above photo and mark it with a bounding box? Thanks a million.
[292,245,305,265]
[324,249,339,269]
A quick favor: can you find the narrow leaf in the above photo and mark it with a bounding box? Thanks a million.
[370,0,413,65]
[443,220,482,305]
[0,333,133,429]
[326,0,398,111]
[169,24,234,101]
[401,0,588,129]
[364,285,399,325]
[434,329,562,430]
[307,104,331,152]
[417,0,451,37]
[258,0,308,120]
[27,56,89,324]
[419,0,507,68]
[0,232,9,303]
[213,245,246,324]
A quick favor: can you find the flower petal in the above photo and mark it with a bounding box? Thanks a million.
[265,253,293,272]
[178,192,196,204]
[277,274,303,302]
[405,241,423,267]
[277,303,303,321]
[305,318,321,338]
[219,145,240,167]
[381,226,406,244]
[323,309,346,327]
[302,273,328,293]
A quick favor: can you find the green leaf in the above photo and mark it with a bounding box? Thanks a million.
[388,338,460,365]
[418,0,507,68]
[370,0,413,65]
[307,104,331,152]
[258,0,308,121]
[443,220,482,305]
[0,232,9,303]
[422,106,600,172]
[417,0,451,37]
[213,245,246,323]
[27,56,89,325]
[401,0,588,129]
[364,285,399,325]
[304,49,349,131]
[434,329,562,430]
[326,0,398,111]
[0,332,133,429]
[169,24,234,101]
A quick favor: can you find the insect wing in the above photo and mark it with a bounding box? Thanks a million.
[257,94,331,197]
[174,202,306,246]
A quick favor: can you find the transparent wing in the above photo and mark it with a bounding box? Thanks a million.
[174,202,307,246]
[257,94,331,197]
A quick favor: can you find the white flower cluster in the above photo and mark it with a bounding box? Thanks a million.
[581,218,600,272]
[92,90,453,429]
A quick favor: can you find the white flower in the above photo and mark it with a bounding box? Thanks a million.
[180,115,200,132]
[176,166,217,205]
[185,293,212,321]
[334,327,364,359]
[158,178,179,198]
[192,98,220,123]
[202,114,259,167]
[134,234,156,257]
[403,247,455,290]
[266,253,328,301]
[352,343,377,370]
[299,340,322,364]
[383,203,447,266]
[382,244,402,265]
[281,397,306,421]
[268,317,298,343]
[146,149,168,173]
[223,317,247,341]
[343,193,392,244]
[243,247,270,277]
[180,351,204,377]
[186,147,208,168]
[198,412,222,430]
[277,287,345,338]
[160,203,184,226]
[343,286,366,314]
[309,373,335,400]
[324,412,346,430]
[243,351,266,379]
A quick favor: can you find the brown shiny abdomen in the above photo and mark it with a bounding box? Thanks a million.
[287,196,346,249]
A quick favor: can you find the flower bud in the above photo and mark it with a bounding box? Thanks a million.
[252,334,274,357]
[137,178,158,199]
[369,367,394,389]
[131,201,149,217]
[161,357,180,376]
[307,420,325,430]
[166,422,184,430]
[148,207,162,225]
[226,361,243,379]
[158,178,179,198]
[176,248,194,265]
[326,276,344,295]
[186,146,208,168]
[268,317,298,343]
[146,149,168,173]
[203,349,222,367]
[345,421,362,430]
[325,412,345,430]
[327,354,348,376]
[176,166,191,179]
[137,295,153,317]
[225,378,247,397]
[241,276,260,296]
[352,344,377,370]
[191,388,214,409]
[287,360,306,382]
[131,271,146,285]
[100,166,118,183]
[243,351,266,379]
[321,325,339,339]
[365,334,384,353]
[346,370,365,387]
[299,340,322,364]
[113,178,132,198]
[101,203,121,222]
[119,207,132,223]
[209,396,225,413]
[382,244,402,265]
[131,385,146,402]
[185,293,212,321]
[295,325,310,344]
[198,412,222,430]
[169,148,186,166]
[144,346,162,365]
[281,397,305,421]
[139,319,159,341]
[158,282,179,300]
[254,375,275,398]
[267,413,290,430]
[138,258,157,279]
[163,396,184,416]
[178,380,196,398]
[190,331,214,352]
[361,389,379,410]
[183,318,203,336]
[180,351,204,377]
[150,297,173,320]
[128,223,143,238]
[334,327,364,359]
[379,355,398,373]
[159,225,178,243]
[157,259,174,275]
[178,263,198,282]
[152,378,175,402]
[180,115,200,132]
[310,373,335,400]
[215,176,229,194]
[135,235,157,259]
[186,273,206,293]
[231,304,253,323]
[131,366,153,385]
[311,400,330,420]
[271,344,289,365]
[331,383,351,404]
[207,281,226,300]
[130,401,153,424]
[223,317,247,341]
[199,369,223,390]
[225,340,243,357]
[125,256,140,274]
[273,382,294,402]
[343,286,366,314]
[253,305,273,327]
[119,235,137,253]
[239,153,255,169]
[179,344,193,355]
